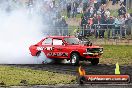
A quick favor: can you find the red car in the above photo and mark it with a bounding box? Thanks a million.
[29,36,103,65]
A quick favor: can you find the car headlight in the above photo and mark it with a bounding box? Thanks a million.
[99,48,103,52]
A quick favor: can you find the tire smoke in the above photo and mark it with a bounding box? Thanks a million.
[0,0,52,64]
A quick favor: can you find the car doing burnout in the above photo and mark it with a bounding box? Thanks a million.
[29,36,103,65]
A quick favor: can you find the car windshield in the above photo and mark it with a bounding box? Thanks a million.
[64,37,79,45]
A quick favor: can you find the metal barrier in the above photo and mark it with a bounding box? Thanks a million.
[74,24,130,39]
[42,24,131,39]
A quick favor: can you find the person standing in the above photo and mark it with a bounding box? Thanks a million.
[72,1,77,18]
[114,16,121,36]
[118,4,126,16]
[67,3,71,18]
[112,0,116,5]
[105,9,110,18]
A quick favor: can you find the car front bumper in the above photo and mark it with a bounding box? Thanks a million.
[83,52,103,55]
[82,52,103,58]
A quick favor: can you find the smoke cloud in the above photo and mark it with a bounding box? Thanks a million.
[0,0,52,64]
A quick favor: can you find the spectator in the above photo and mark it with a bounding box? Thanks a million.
[82,0,89,11]
[101,0,107,5]
[72,1,77,18]
[80,14,88,36]
[118,4,126,16]
[123,0,126,6]
[94,0,100,11]
[100,6,105,18]
[84,8,90,19]
[67,3,71,18]
[60,16,68,36]
[77,2,83,13]
[100,14,108,38]
[125,14,132,35]
[88,17,93,29]
[112,0,116,5]
[120,0,126,6]
[93,14,99,38]
[105,9,110,18]
[107,16,115,38]
[119,15,126,38]
[89,6,94,17]
[97,0,101,8]
[114,16,121,36]
[81,15,88,30]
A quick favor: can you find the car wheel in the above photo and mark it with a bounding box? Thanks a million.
[71,53,79,66]
[91,58,99,65]
[54,59,63,64]
[36,52,52,64]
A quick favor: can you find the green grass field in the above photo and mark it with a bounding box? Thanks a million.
[0,66,76,86]
[101,45,132,65]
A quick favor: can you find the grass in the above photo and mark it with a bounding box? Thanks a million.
[101,45,132,65]
[0,66,76,86]
[128,9,132,13]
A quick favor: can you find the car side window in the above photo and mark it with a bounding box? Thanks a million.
[53,39,63,45]
[42,38,52,45]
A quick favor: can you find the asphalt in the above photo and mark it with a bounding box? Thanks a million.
[3,84,132,88]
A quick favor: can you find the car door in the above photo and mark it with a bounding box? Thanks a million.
[52,38,68,59]
[41,37,53,58]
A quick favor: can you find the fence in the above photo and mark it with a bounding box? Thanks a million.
[42,24,132,40]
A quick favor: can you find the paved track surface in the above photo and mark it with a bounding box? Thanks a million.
[7,84,132,88]
[7,63,132,76]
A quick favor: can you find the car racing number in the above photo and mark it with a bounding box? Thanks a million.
[45,47,53,51]
[36,47,44,51]
[36,47,53,51]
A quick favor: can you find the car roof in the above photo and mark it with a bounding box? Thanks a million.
[47,36,75,39]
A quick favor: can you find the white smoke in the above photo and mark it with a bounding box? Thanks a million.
[0,0,51,64]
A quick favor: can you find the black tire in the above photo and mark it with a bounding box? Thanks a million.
[70,53,79,66]
[37,52,52,64]
[54,59,63,64]
[91,58,99,65]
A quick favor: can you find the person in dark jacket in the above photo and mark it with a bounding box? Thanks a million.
[99,15,107,38]
[93,14,99,38]
[125,14,132,35]
[72,2,78,18]
[112,0,116,5]
[80,15,88,36]
[100,6,105,18]
[118,4,126,16]
[60,16,68,36]
[67,3,71,18]
[101,0,107,5]
[107,16,115,38]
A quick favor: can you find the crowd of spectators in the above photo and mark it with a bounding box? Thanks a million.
[35,0,131,38]
[26,0,69,36]
[73,0,132,38]
[3,0,131,38]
